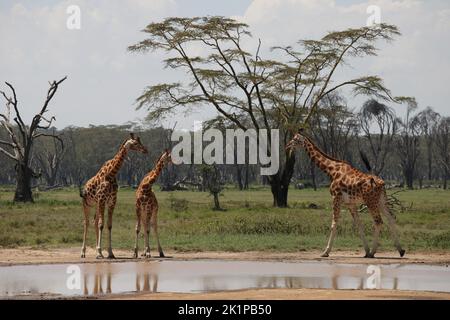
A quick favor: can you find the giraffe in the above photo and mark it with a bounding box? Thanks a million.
[286,130,405,258]
[80,133,148,259]
[134,149,172,258]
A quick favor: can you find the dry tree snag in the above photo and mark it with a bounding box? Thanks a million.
[0,76,67,202]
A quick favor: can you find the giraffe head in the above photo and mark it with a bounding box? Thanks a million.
[123,133,148,154]
[286,129,307,151]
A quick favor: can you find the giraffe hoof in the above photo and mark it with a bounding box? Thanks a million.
[81,253,85,258]
[159,253,165,258]
[320,252,329,258]
[399,249,406,257]
[107,254,116,259]
[365,253,375,258]
[96,254,104,259]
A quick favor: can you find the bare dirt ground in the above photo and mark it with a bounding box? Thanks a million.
[1,247,450,266]
[1,247,450,300]
[107,288,450,300]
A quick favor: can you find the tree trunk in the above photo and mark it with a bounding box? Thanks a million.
[236,164,243,190]
[14,163,34,203]
[213,192,221,210]
[404,167,414,190]
[244,163,249,190]
[444,168,449,190]
[270,152,295,208]
[427,148,432,181]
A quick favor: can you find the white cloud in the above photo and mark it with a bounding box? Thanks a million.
[0,0,449,129]
[233,0,450,116]
[0,0,177,128]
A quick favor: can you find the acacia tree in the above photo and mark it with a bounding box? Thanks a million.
[396,97,421,189]
[0,77,66,202]
[309,93,358,187]
[435,117,450,189]
[129,17,399,207]
[201,164,224,210]
[415,107,441,181]
[310,93,358,160]
[358,99,397,175]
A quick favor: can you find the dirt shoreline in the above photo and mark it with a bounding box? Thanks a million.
[105,288,450,300]
[1,247,450,300]
[1,247,450,266]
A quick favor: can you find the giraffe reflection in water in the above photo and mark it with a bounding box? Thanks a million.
[80,262,404,295]
[254,265,401,290]
[82,263,160,295]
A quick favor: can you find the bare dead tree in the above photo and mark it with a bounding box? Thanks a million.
[0,76,67,202]
[34,129,65,187]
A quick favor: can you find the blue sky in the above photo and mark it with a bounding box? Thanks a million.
[0,0,449,129]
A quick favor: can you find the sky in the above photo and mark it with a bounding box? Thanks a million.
[0,0,449,130]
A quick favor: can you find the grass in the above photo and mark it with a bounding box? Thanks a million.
[0,186,449,253]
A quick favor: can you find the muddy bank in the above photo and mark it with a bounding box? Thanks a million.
[1,247,450,266]
[107,288,450,300]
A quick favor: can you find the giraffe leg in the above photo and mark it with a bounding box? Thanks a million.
[94,213,99,256]
[96,201,106,259]
[321,196,341,257]
[368,208,383,258]
[136,274,141,291]
[348,205,370,257]
[106,203,116,259]
[151,210,164,258]
[133,205,141,259]
[143,213,151,258]
[379,195,405,257]
[81,202,90,258]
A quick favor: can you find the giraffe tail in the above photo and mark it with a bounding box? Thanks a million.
[359,150,372,173]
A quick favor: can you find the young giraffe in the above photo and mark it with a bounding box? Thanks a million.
[286,130,405,258]
[134,149,172,258]
[80,133,148,259]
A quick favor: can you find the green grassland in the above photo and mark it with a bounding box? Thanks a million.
[0,186,449,253]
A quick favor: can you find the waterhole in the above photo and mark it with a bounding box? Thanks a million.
[0,260,449,297]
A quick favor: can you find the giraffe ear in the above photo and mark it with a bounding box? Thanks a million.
[130,132,135,140]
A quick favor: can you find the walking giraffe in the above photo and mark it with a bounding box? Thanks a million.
[286,129,405,258]
[80,133,148,259]
[134,149,172,258]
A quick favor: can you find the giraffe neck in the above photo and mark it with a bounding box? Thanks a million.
[303,137,341,177]
[105,146,128,178]
[146,156,167,185]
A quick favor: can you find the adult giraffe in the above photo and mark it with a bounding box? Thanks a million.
[286,129,405,258]
[80,133,148,259]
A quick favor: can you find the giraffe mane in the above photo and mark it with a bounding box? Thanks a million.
[153,150,168,165]
[304,136,348,165]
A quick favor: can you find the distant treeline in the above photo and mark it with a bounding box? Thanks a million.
[0,101,449,191]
